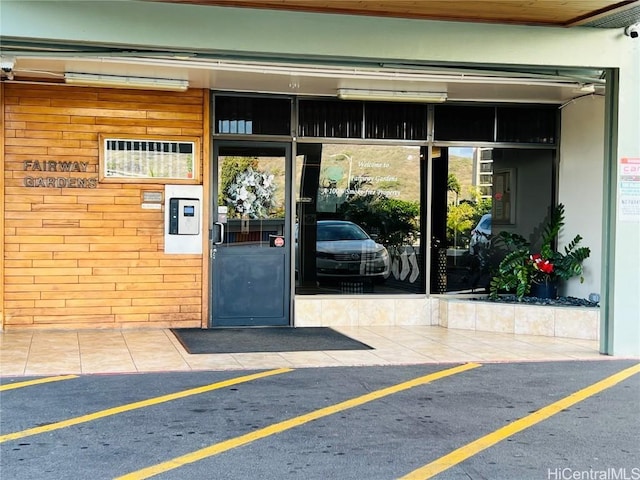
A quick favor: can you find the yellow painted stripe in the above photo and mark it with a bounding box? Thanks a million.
[116,362,482,480]
[400,362,640,480]
[0,368,292,443]
[0,375,78,392]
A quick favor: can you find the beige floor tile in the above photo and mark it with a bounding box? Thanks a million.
[0,322,619,377]
[0,362,27,376]
[0,347,30,360]
[184,354,244,371]
[559,338,601,349]
[367,349,435,364]
[425,352,482,362]
[122,330,175,347]
[323,349,393,366]
[474,352,537,362]
[0,331,33,348]
[79,332,129,350]
[129,357,191,372]
[525,341,595,353]
[279,351,346,367]
[1,332,31,376]
[25,353,82,376]
[564,350,609,360]
[165,331,189,350]
[129,350,190,371]
[72,331,136,373]
[30,331,79,344]
[231,353,294,369]
[81,357,138,374]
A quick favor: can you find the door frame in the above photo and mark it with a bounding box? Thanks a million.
[209,139,293,327]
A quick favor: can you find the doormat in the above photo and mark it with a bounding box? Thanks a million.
[171,327,373,354]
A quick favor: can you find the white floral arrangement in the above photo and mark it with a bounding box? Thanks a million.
[225,167,276,219]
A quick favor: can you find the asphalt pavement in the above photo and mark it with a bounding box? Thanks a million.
[1,360,639,480]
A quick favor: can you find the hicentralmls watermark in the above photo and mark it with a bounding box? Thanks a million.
[547,468,640,480]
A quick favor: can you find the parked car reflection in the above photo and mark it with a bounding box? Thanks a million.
[296,220,390,282]
[469,213,492,255]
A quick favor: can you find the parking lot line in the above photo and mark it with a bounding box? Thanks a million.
[0,375,78,392]
[0,368,292,444]
[399,362,640,480]
[115,362,482,480]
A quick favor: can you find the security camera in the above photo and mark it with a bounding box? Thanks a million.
[0,57,15,80]
[625,24,639,38]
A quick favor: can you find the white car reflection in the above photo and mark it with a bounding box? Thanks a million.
[296,220,390,281]
[469,213,492,255]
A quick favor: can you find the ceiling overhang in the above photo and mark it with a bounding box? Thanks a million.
[147,0,640,28]
[0,52,607,104]
[3,0,633,103]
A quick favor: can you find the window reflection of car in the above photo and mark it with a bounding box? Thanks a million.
[469,213,492,254]
[296,220,390,281]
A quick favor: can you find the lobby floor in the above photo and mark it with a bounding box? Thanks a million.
[0,326,613,377]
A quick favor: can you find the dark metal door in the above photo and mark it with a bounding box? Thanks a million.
[211,142,291,326]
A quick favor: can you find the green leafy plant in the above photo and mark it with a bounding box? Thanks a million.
[446,202,476,247]
[446,187,492,248]
[489,204,590,300]
[337,194,419,247]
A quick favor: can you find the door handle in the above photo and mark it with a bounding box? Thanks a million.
[212,222,225,245]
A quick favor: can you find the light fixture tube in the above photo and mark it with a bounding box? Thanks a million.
[337,88,447,103]
[95,56,600,88]
[577,84,596,93]
[64,73,189,91]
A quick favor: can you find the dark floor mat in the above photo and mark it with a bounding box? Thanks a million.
[171,327,373,354]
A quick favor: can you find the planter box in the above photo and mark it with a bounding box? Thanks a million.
[436,296,599,340]
[294,295,599,341]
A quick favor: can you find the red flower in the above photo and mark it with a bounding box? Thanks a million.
[539,260,554,274]
[530,254,554,274]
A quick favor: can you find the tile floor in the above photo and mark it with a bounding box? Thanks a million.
[0,326,615,377]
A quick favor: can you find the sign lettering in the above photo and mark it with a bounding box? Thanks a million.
[23,160,98,189]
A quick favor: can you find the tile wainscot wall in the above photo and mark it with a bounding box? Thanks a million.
[294,296,599,341]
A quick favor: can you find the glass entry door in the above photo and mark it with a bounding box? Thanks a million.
[211,142,291,327]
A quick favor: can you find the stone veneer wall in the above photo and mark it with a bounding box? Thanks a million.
[294,296,599,341]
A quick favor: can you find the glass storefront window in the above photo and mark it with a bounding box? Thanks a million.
[295,143,424,295]
[435,146,494,294]
[434,146,555,295]
[211,96,559,298]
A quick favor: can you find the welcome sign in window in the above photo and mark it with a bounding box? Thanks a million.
[295,143,424,295]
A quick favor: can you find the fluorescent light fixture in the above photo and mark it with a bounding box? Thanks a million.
[577,84,596,93]
[64,73,188,91]
[337,88,447,103]
[93,56,602,88]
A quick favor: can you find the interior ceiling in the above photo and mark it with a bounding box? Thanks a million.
[4,1,638,103]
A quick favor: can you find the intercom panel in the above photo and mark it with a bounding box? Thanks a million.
[169,198,200,235]
[164,185,203,254]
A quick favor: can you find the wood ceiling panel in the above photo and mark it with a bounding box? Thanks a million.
[149,0,638,26]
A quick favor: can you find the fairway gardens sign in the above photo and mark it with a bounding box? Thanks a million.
[23,160,98,188]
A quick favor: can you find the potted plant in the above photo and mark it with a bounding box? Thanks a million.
[489,203,590,300]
